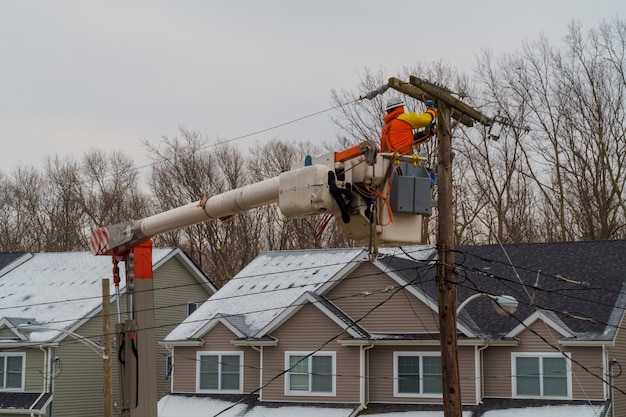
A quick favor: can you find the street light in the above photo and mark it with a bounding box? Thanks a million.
[456,293,519,316]
[18,323,107,359]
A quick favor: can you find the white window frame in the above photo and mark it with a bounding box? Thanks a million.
[0,353,25,392]
[196,351,243,394]
[511,352,572,399]
[393,351,443,397]
[284,351,336,396]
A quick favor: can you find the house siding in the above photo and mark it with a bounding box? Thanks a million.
[23,348,46,392]
[607,312,626,417]
[325,263,440,334]
[483,320,605,401]
[49,254,213,417]
[0,327,17,339]
[171,323,260,395]
[52,313,108,417]
[261,302,360,403]
[153,255,214,398]
[368,345,477,405]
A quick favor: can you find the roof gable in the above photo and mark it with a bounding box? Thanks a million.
[154,248,218,294]
[256,292,367,338]
[505,310,575,339]
[165,248,368,341]
[0,317,35,341]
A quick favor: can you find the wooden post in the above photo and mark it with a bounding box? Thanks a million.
[102,279,113,417]
[435,101,462,417]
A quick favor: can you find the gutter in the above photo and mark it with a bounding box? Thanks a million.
[337,339,518,347]
[159,340,204,347]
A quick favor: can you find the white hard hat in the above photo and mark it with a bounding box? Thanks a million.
[385,95,405,111]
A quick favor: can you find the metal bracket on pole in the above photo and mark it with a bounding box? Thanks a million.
[387,77,493,128]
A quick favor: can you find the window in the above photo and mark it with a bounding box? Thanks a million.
[285,352,335,395]
[165,355,173,379]
[196,352,242,393]
[394,352,442,396]
[0,353,25,391]
[187,302,199,317]
[512,353,570,398]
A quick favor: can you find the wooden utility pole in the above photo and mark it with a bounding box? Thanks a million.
[387,76,493,417]
[435,101,462,417]
[102,278,113,417]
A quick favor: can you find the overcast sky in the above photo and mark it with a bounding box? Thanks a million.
[0,1,621,177]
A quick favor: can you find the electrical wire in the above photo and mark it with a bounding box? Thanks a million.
[133,100,359,174]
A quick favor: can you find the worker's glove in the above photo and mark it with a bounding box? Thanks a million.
[425,100,435,109]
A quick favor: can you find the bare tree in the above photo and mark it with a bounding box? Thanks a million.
[34,156,86,251]
[0,166,44,251]
[81,149,148,229]
[500,19,626,241]
[452,50,539,244]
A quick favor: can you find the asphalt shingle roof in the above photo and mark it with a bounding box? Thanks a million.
[380,240,626,339]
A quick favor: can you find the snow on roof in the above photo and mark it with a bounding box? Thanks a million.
[164,248,368,341]
[481,403,606,417]
[157,395,604,417]
[0,248,173,343]
[157,395,355,417]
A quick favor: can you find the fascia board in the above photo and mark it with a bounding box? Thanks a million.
[505,310,574,339]
[190,315,246,339]
[255,292,363,339]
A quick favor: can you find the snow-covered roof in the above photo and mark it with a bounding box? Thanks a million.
[157,395,605,417]
[0,248,174,343]
[164,248,368,342]
[481,403,606,417]
[158,395,356,417]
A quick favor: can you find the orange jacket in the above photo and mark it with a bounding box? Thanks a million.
[380,107,436,154]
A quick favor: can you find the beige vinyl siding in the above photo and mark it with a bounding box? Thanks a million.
[481,345,509,399]
[568,346,605,400]
[261,303,360,403]
[368,345,477,405]
[153,255,214,398]
[172,345,198,393]
[171,323,260,394]
[325,263,439,334]
[483,320,605,400]
[607,312,626,416]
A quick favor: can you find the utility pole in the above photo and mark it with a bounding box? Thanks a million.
[435,100,461,416]
[102,278,112,417]
[388,76,492,417]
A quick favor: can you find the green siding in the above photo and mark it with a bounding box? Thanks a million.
[32,253,213,417]
[52,313,108,417]
[0,326,19,339]
[23,348,46,392]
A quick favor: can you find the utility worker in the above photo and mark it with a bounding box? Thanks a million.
[380,96,436,154]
